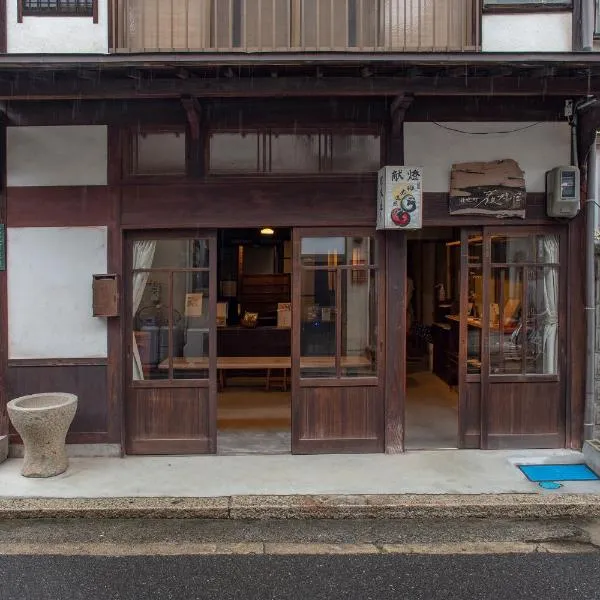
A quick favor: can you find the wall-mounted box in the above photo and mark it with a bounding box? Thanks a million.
[546,166,580,218]
[92,274,119,317]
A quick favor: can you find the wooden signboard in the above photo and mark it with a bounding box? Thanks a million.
[449,159,526,219]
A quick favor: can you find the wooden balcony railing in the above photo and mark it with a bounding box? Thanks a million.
[111,0,480,53]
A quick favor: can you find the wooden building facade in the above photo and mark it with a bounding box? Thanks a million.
[0,0,599,455]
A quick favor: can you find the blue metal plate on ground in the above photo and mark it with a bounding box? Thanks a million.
[518,464,599,482]
[538,481,563,490]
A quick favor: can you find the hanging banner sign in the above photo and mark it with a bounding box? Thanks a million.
[376,166,423,230]
[449,159,526,219]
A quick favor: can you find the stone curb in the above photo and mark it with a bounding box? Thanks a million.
[0,494,599,520]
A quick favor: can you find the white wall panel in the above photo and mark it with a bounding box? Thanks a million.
[7,126,108,187]
[404,122,571,193]
[8,227,108,359]
[7,0,109,53]
[482,13,572,52]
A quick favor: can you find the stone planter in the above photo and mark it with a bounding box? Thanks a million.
[7,393,77,478]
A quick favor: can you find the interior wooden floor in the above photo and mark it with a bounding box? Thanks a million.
[405,369,459,450]
[217,370,458,453]
[217,381,292,454]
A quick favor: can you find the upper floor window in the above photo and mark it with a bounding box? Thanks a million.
[482,0,572,10]
[20,0,96,19]
[121,0,476,52]
[209,130,381,175]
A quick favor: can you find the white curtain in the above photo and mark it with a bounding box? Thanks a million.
[542,235,559,374]
[132,240,157,381]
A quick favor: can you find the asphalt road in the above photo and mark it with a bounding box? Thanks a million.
[1,553,599,600]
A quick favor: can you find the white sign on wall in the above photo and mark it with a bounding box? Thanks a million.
[376,166,423,230]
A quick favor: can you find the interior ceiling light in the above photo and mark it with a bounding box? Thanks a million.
[260,227,275,235]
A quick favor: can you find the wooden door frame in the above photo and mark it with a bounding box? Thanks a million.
[458,227,482,449]
[480,225,567,449]
[291,227,386,453]
[123,229,218,454]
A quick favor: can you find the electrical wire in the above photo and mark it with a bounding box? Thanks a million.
[432,122,542,135]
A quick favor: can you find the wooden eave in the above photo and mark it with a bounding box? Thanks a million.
[0,52,599,101]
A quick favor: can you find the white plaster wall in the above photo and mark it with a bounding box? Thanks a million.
[482,13,572,52]
[404,122,571,193]
[7,126,108,187]
[7,0,109,53]
[8,227,108,359]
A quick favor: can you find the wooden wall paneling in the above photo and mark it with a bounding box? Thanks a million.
[120,186,554,231]
[294,386,383,454]
[485,381,563,449]
[126,387,211,455]
[462,382,481,448]
[6,363,109,439]
[7,186,112,227]
[121,180,378,229]
[567,211,586,448]
[0,117,6,441]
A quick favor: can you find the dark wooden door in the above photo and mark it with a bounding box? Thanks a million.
[125,231,217,454]
[291,228,385,453]
[480,227,566,449]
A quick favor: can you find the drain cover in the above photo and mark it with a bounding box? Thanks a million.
[518,463,599,482]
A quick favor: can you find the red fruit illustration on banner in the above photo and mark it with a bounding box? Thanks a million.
[391,208,410,226]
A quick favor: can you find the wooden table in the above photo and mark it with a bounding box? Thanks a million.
[158,356,372,391]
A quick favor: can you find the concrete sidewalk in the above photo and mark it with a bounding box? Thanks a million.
[0,449,599,520]
[1,449,599,498]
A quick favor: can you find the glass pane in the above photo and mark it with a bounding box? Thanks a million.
[151,239,209,269]
[489,267,523,375]
[209,133,259,172]
[341,268,377,377]
[467,266,482,374]
[491,235,533,264]
[135,132,186,176]
[330,135,381,172]
[300,236,375,267]
[300,269,337,378]
[131,239,210,382]
[270,134,320,173]
[468,234,483,266]
[524,267,559,375]
[132,269,171,382]
[173,271,210,380]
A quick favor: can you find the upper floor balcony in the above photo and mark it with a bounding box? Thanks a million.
[109,0,480,53]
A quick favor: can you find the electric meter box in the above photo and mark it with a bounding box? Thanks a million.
[546,166,580,218]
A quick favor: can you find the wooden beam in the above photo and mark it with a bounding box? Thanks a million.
[1,96,572,127]
[181,96,201,140]
[404,96,568,122]
[390,94,413,136]
[0,76,600,101]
